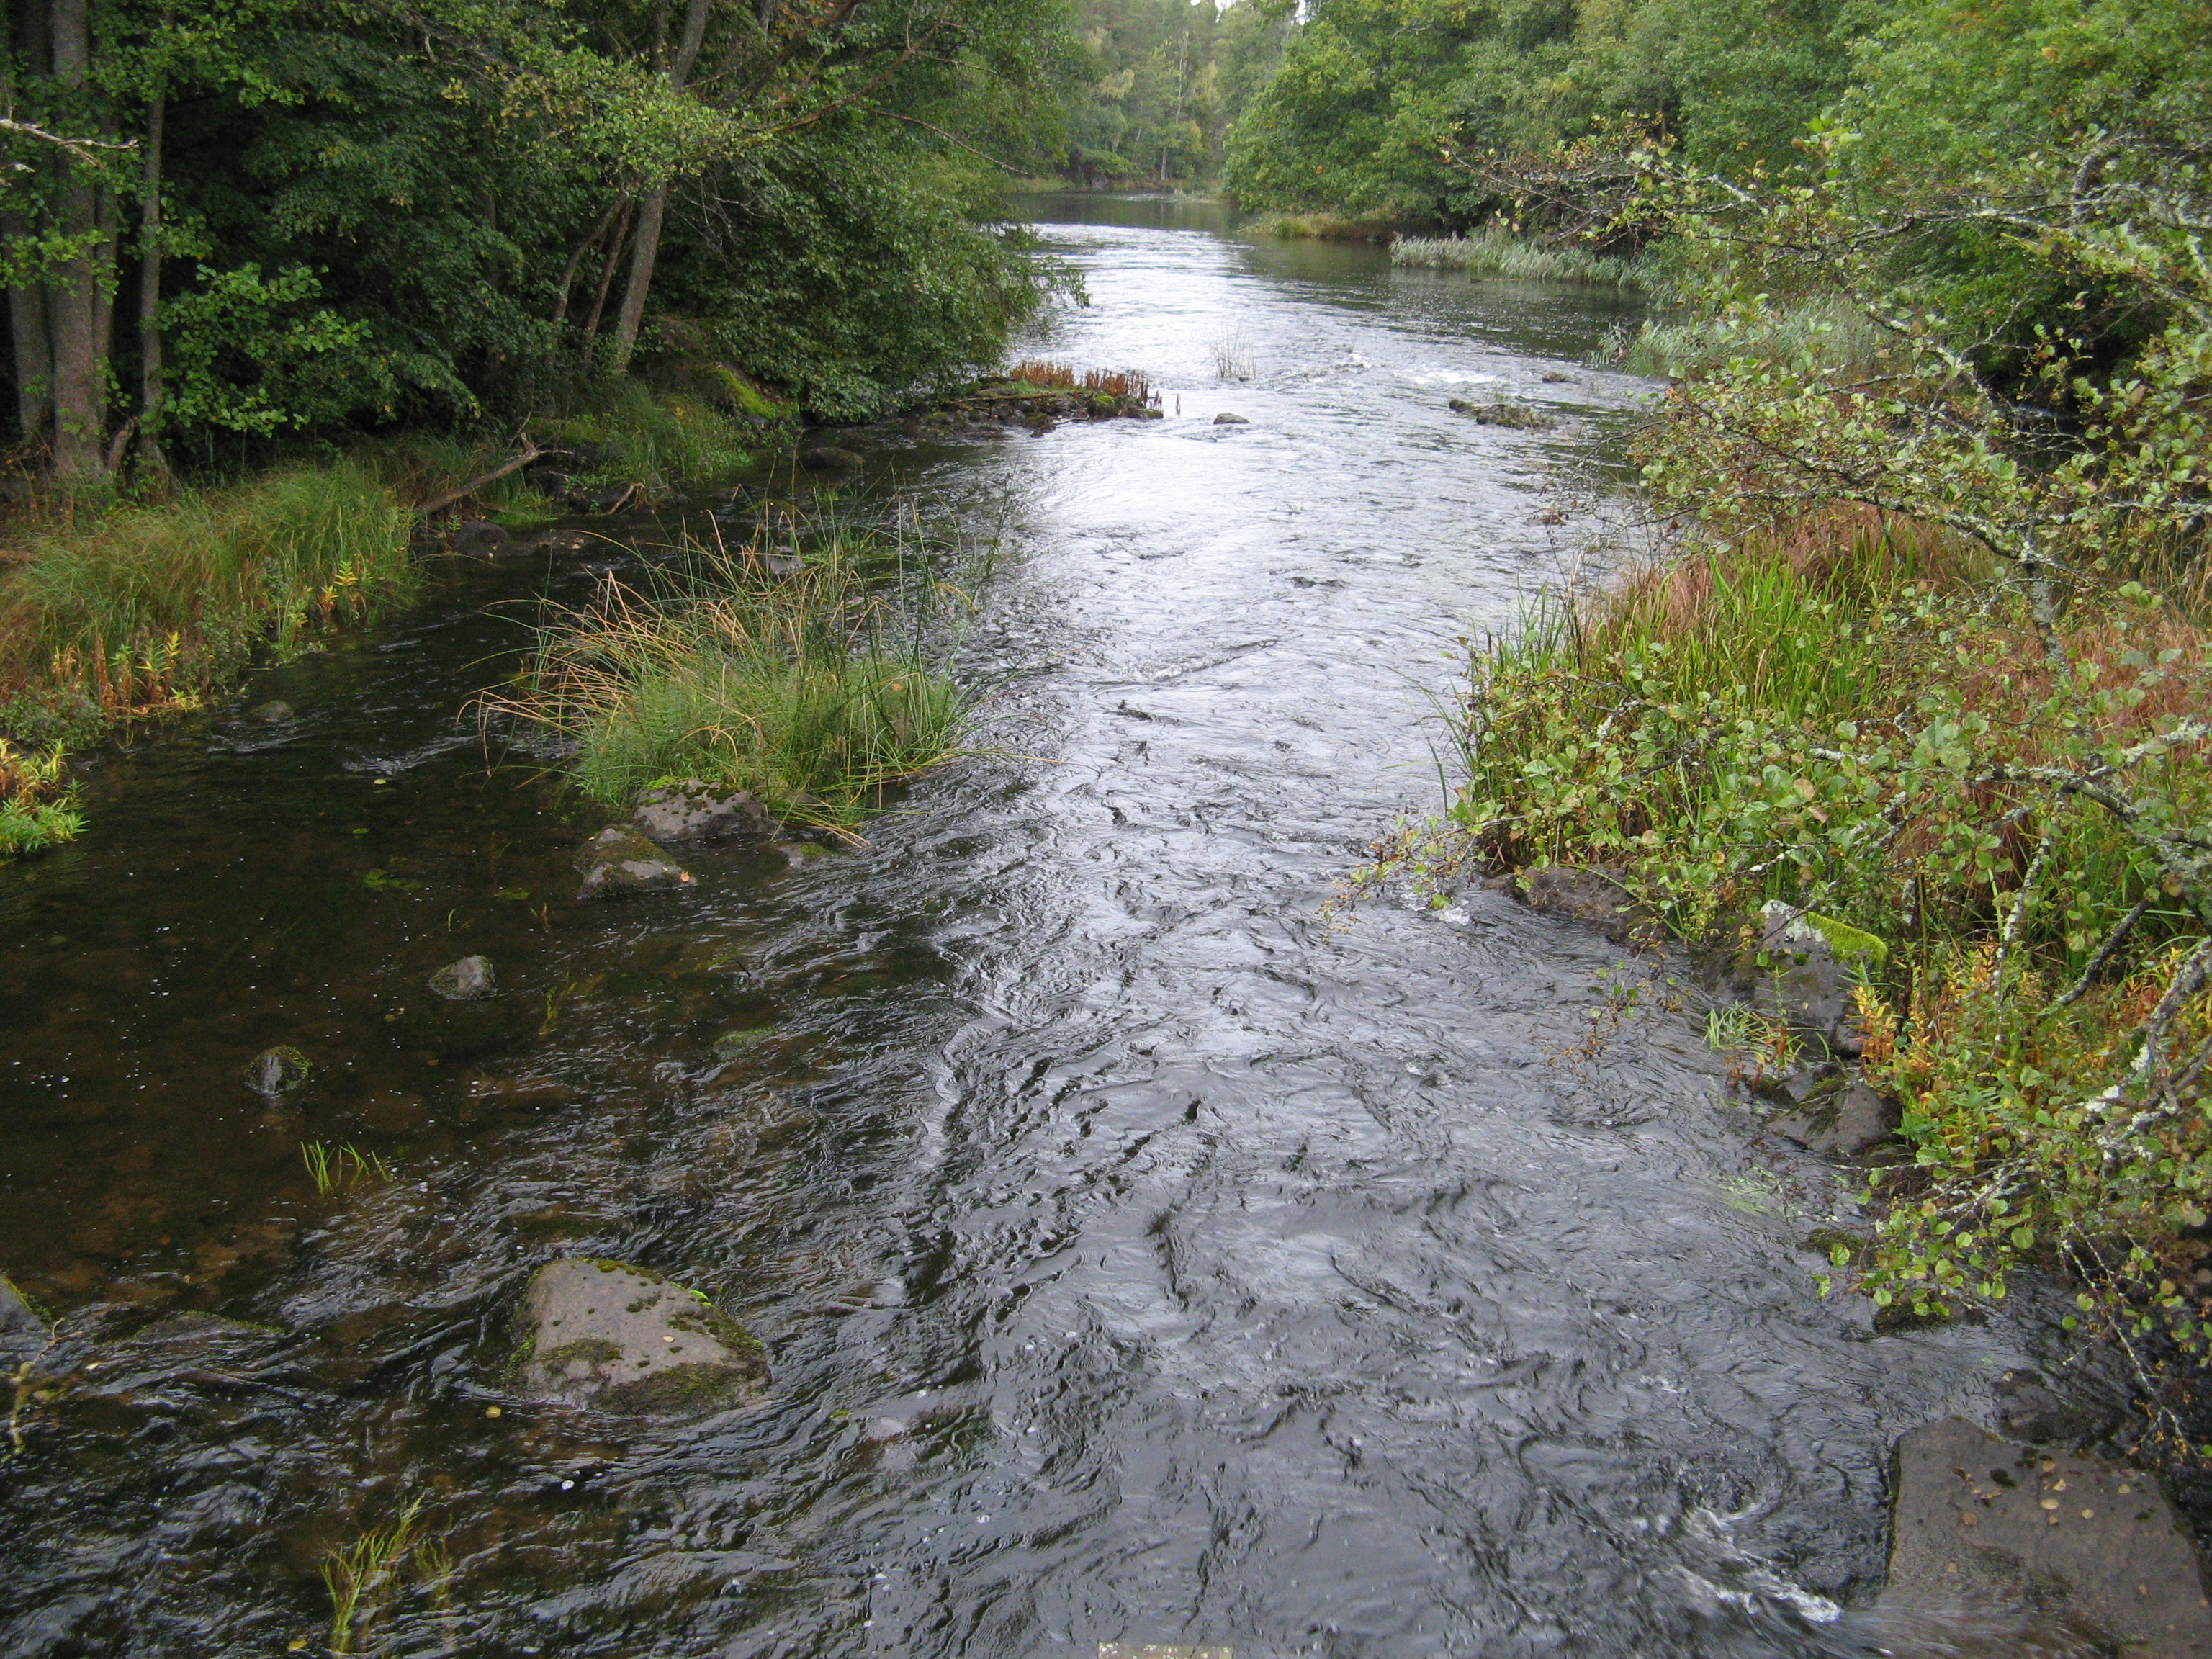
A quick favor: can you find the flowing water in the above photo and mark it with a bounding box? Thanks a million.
[0,197,2085,1657]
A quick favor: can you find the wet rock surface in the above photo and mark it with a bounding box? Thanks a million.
[1449,396,1556,429]
[1880,1419,2212,1659]
[1,1272,47,1365]
[573,825,690,899]
[1737,899,1884,1051]
[428,954,496,1001]
[1994,1368,2124,1447]
[1213,412,1249,425]
[631,781,775,844]
[513,1259,768,1416]
[241,1045,311,1099]
[1755,1062,1900,1156]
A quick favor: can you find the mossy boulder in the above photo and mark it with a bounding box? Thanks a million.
[243,1046,312,1099]
[511,1259,768,1416]
[575,825,690,900]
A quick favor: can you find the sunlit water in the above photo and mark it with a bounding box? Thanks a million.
[0,196,2087,1656]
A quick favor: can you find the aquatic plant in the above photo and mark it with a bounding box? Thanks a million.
[1599,297,1888,381]
[1210,327,1254,382]
[301,1141,392,1197]
[0,736,81,859]
[1247,212,1401,241]
[999,360,1160,408]
[321,1496,424,1655]
[494,520,984,837]
[1392,229,1647,289]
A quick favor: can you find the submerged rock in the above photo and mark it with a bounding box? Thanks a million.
[798,444,861,471]
[1753,1062,1899,1156]
[1993,1367,2122,1447]
[428,954,497,1001]
[631,781,775,845]
[451,519,512,557]
[250,699,293,724]
[1506,864,1650,940]
[512,1259,768,1415]
[242,1045,312,1099]
[1449,396,1556,430]
[1877,1419,2212,1659]
[574,826,691,899]
[1,1272,48,1366]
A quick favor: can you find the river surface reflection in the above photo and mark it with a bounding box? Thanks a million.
[1,194,2049,1657]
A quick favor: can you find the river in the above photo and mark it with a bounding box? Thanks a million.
[2,195,2058,1657]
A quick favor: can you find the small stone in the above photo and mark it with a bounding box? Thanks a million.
[797,444,861,470]
[1213,412,1249,425]
[512,1259,768,1416]
[631,781,775,844]
[1448,397,1555,430]
[1542,370,1568,383]
[243,1045,312,1099]
[428,955,496,1001]
[574,826,690,899]
[251,699,293,723]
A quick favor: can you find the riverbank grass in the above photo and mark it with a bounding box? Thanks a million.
[500,529,979,836]
[1381,518,2212,1345]
[0,460,415,744]
[1394,228,1647,289]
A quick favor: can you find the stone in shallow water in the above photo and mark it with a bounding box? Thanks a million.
[574,825,690,899]
[428,954,496,1000]
[1097,1647,1231,1658]
[1,1272,48,1367]
[631,780,774,844]
[242,1045,311,1098]
[513,1259,768,1416]
[1877,1418,2212,1659]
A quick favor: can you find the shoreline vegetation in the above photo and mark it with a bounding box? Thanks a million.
[0,379,792,860]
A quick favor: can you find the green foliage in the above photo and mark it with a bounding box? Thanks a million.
[0,737,82,860]
[1051,0,1291,186]
[498,521,986,834]
[160,264,376,437]
[536,379,760,501]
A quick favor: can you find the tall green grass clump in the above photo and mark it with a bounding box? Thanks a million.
[1601,296,1889,379]
[1393,227,1647,289]
[499,523,980,835]
[0,459,415,729]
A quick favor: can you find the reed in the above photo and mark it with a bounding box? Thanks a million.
[1001,360,1160,406]
[1393,227,1646,289]
[301,1141,392,1197]
[1601,296,1890,379]
[322,1496,424,1655]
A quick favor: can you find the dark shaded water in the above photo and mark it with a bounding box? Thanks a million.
[3,197,2068,1656]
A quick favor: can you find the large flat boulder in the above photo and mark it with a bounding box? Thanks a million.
[512,1259,768,1415]
[1878,1418,2212,1658]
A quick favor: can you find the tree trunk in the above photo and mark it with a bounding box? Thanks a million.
[607,0,710,377]
[136,91,166,479]
[45,0,106,483]
[1,0,52,451]
[607,185,667,376]
[578,195,634,364]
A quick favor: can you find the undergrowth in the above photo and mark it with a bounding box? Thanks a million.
[0,735,81,859]
[492,516,986,836]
